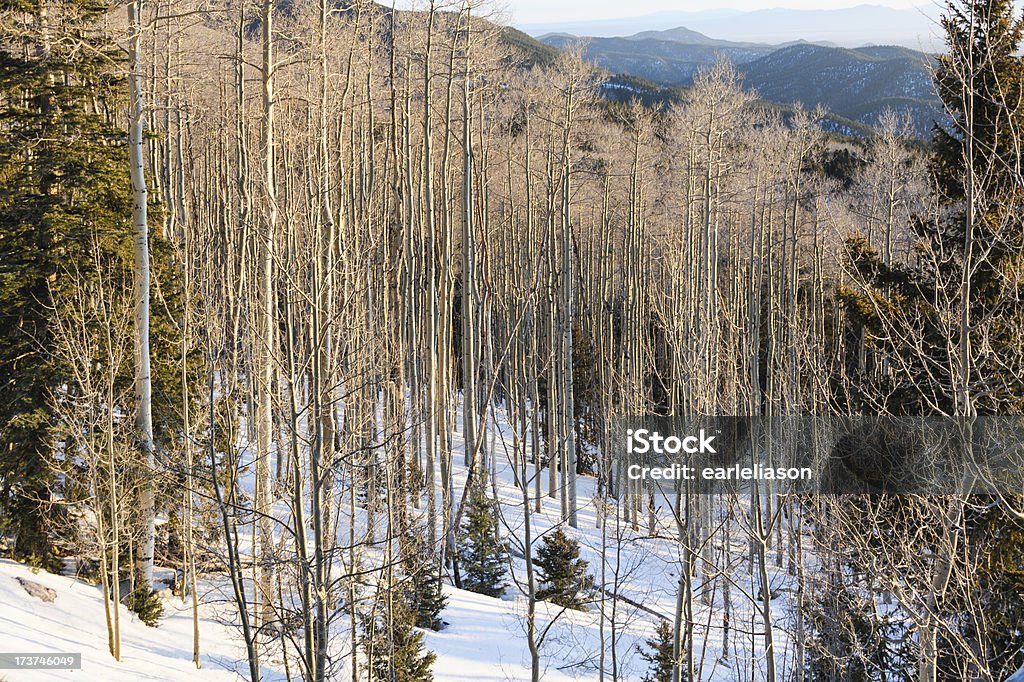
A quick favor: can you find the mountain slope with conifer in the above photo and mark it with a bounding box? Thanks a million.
[540,27,943,136]
[737,43,941,134]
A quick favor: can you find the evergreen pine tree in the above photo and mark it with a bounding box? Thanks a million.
[363,589,436,682]
[932,0,1023,213]
[126,583,165,628]
[403,529,446,631]
[0,0,133,565]
[925,0,1024,411]
[458,486,507,598]
[637,620,680,682]
[535,527,591,610]
[804,581,906,682]
[0,0,190,569]
[841,0,1024,415]
[840,2,1024,677]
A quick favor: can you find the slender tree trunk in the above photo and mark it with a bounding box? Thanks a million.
[128,0,156,591]
[255,0,278,655]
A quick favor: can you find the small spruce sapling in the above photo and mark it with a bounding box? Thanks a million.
[458,486,507,598]
[127,585,164,627]
[404,529,446,630]
[535,527,591,610]
[638,620,679,682]
[363,592,437,682]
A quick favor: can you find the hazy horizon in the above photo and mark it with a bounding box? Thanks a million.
[500,0,929,26]
[513,3,946,50]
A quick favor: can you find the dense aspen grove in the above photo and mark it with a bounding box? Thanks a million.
[1,0,1023,681]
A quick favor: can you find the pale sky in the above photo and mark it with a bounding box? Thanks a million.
[481,0,926,26]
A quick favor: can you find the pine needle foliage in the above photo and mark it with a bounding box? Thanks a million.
[458,485,507,598]
[126,585,164,628]
[0,0,131,566]
[535,527,591,610]
[403,529,447,631]
[363,588,437,682]
[637,620,681,682]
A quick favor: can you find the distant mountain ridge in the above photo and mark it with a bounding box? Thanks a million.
[537,25,943,137]
[521,4,943,51]
[621,26,765,48]
[738,43,939,134]
[540,28,780,84]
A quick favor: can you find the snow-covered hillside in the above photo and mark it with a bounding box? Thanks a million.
[0,404,796,682]
[0,558,274,681]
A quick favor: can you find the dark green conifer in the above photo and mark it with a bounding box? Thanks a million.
[0,0,191,568]
[932,0,1023,211]
[458,486,507,598]
[403,529,446,631]
[840,2,1024,677]
[0,0,132,565]
[363,589,436,682]
[126,584,164,628]
[535,527,591,610]
[637,620,679,682]
[841,0,1024,414]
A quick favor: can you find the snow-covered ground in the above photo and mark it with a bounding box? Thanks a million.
[0,402,796,681]
[0,558,278,681]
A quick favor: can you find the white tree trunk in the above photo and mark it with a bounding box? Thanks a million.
[128,0,156,590]
[254,0,278,657]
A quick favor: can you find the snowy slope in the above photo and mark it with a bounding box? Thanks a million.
[420,404,792,682]
[0,401,797,681]
[0,555,641,682]
[0,559,284,681]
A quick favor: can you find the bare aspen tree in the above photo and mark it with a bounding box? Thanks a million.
[555,52,583,529]
[180,215,201,668]
[255,0,278,664]
[460,2,481,476]
[128,0,156,590]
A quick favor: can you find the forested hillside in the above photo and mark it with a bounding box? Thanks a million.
[539,30,943,136]
[0,0,1022,681]
[539,30,776,83]
[737,44,940,135]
